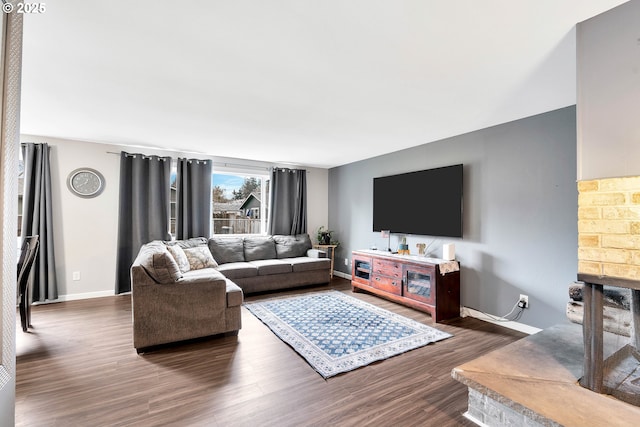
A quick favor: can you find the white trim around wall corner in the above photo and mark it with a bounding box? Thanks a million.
[461,307,542,335]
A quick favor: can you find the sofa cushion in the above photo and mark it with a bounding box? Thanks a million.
[249,259,293,276]
[166,244,191,273]
[287,256,331,273]
[184,246,218,270]
[273,234,313,259]
[216,262,258,279]
[139,242,182,284]
[166,237,208,249]
[208,237,245,264]
[244,236,277,261]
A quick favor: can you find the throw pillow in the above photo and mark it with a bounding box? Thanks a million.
[166,244,191,273]
[165,237,208,249]
[274,234,313,258]
[139,243,183,284]
[184,246,218,270]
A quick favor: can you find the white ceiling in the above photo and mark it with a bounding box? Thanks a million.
[20,0,628,169]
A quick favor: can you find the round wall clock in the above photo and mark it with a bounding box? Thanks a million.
[67,168,105,198]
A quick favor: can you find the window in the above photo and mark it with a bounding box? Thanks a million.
[168,163,270,237]
[212,172,269,235]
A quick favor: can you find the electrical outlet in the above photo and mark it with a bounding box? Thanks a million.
[72,271,81,281]
[344,258,349,266]
[519,294,529,309]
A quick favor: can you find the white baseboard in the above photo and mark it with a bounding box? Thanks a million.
[461,307,542,335]
[59,290,118,301]
[32,290,117,305]
[37,278,538,336]
[333,270,351,280]
[332,272,538,335]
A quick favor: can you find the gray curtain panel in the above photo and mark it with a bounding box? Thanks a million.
[21,143,58,302]
[115,152,172,294]
[176,158,212,239]
[268,168,307,235]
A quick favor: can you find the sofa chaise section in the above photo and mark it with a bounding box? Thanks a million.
[129,234,330,351]
[131,241,242,352]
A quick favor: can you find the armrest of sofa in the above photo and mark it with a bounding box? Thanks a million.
[225,279,243,307]
[177,268,226,285]
[131,264,158,286]
[306,248,327,258]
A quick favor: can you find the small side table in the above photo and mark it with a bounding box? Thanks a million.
[313,244,338,278]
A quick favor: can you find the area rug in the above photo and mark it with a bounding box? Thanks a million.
[244,290,452,378]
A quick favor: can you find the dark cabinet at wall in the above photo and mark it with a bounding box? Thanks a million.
[351,250,460,322]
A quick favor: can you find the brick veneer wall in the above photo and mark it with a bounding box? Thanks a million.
[578,176,640,280]
[466,388,549,427]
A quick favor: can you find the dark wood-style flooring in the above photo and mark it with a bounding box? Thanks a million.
[16,278,525,426]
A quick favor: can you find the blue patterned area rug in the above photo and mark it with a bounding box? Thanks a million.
[244,290,452,378]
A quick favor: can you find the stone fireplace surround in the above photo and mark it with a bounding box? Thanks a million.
[452,176,640,426]
[577,176,640,282]
[577,175,640,407]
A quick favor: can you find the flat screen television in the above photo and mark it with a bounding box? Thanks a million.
[373,164,463,237]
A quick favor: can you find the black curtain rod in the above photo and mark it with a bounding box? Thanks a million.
[106,151,272,171]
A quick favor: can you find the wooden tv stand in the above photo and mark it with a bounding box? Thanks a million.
[351,250,460,322]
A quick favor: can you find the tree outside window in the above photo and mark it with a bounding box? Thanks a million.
[212,174,267,235]
[169,166,269,237]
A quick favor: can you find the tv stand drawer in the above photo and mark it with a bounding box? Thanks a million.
[372,259,402,279]
[371,274,402,295]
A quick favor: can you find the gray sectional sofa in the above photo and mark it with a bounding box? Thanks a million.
[209,234,331,294]
[130,234,330,351]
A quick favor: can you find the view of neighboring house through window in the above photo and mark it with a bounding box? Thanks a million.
[169,165,269,237]
[212,173,269,235]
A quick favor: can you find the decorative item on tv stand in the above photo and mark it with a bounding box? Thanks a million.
[416,240,439,257]
[398,236,410,255]
[442,243,455,261]
[381,230,391,251]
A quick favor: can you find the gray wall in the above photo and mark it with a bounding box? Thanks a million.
[18,135,329,300]
[329,107,577,329]
[577,0,640,180]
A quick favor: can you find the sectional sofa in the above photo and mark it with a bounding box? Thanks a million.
[130,234,330,351]
[208,234,331,294]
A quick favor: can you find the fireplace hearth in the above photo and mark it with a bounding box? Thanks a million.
[452,323,640,426]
